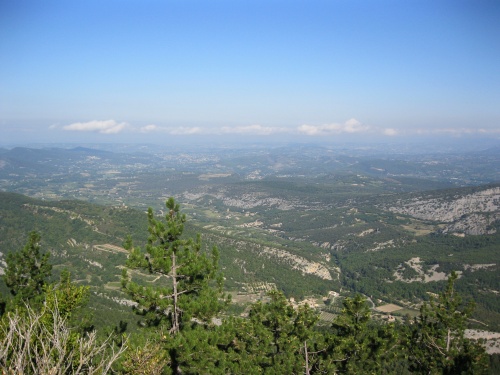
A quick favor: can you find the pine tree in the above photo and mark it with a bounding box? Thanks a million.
[247,290,305,373]
[4,231,52,307]
[327,294,399,373]
[407,271,489,374]
[121,197,228,374]
[216,290,326,374]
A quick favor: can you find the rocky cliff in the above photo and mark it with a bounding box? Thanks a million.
[386,186,500,235]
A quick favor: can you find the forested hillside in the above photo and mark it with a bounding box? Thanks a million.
[1,186,499,331]
[0,145,499,373]
[0,197,496,374]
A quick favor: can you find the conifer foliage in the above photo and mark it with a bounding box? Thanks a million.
[407,271,489,374]
[219,290,321,373]
[327,294,399,373]
[246,291,321,374]
[121,197,228,373]
[4,231,52,306]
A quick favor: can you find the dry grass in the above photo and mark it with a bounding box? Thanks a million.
[376,304,403,313]
[93,244,128,254]
[401,224,434,236]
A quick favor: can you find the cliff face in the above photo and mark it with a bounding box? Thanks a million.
[387,186,500,235]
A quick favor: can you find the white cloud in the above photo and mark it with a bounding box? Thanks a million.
[138,124,203,135]
[139,124,160,133]
[169,126,203,135]
[138,124,288,136]
[478,128,500,134]
[383,128,398,136]
[63,120,127,134]
[297,118,370,136]
[220,124,289,136]
[60,119,499,139]
[344,118,368,133]
[411,127,500,137]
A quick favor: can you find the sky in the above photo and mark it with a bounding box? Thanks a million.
[1,0,499,145]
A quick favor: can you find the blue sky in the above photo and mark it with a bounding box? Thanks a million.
[1,0,499,144]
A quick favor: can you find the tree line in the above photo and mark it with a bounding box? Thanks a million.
[0,198,494,374]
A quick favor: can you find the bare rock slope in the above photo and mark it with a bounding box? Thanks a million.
[387,186,500,235]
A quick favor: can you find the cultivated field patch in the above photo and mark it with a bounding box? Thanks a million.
[376,304,403,313]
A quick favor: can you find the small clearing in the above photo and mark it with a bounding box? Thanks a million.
[376,304,403,313]
[463,264,496,272]
[198,173,232,180]
[394,257,452,283]
[401,224,435,236]
[358,228,374,237]
[465,330,500,354]
[93,244,129,254]
[367,240,395,252]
